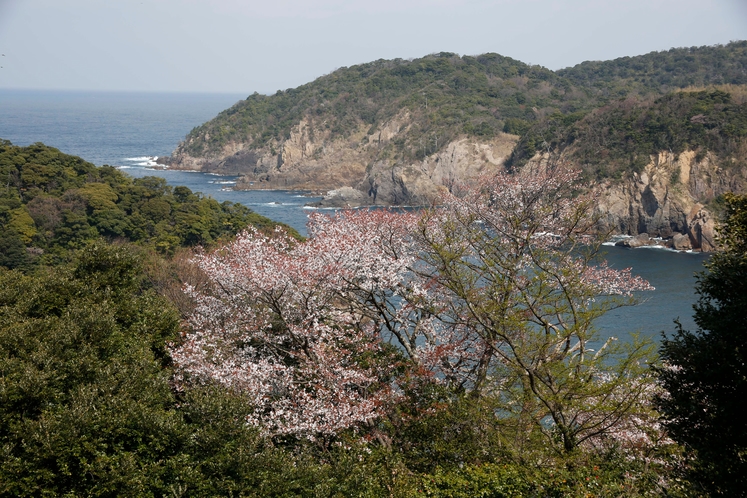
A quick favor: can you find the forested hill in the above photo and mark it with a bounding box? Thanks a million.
[164,41,747,245]
[174,41,747,162]
[509,87,747,178]
[178,52,578,159]
[557,41,747,98]
[0,141,299,271]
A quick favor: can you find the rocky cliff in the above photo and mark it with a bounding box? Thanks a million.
[162,46,747,251]
[167,112,519,208]
[166,119,746,251]
[526,148,747,251]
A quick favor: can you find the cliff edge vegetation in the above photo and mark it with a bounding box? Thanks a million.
[510,88,747,250]
[162,41,747,248]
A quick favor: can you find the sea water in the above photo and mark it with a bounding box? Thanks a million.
[0,89,709,343]
[0,89,245,165]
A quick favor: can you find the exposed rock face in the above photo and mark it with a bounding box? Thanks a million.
[527,149,747,251]
[168,117,371,190]
[360,135,518,207]
[167,112,519,208]
[312,187,369,208]
[166,112,745,252]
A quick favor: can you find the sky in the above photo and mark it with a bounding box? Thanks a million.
[0,0,745,94]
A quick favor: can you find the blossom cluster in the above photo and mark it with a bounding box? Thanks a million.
[171,166,657,442]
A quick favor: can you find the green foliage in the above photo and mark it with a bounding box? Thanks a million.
[0,244,336,497]
[558,41,747,100]
[657,193,747,496]
[0,231,31,270]
[0,141,299,271]
[183,52,588,160]
[0,244,177,496]
[509,89,747,179]
[183,42,747,165]
[384,390,509,474]
[417,458,664,498]
[0,220,675,496]
[420,464,531,498]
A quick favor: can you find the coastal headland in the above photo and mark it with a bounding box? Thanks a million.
[159,42,747,251]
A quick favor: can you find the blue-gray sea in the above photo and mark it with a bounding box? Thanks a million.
[0,89,710,344]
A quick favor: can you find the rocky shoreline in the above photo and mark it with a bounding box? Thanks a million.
[153,157,719,252]
[611,233,704,252]
[289,185,717,252]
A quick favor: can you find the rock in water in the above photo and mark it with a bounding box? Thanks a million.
[673,232,692,251]
[313,187,370,208]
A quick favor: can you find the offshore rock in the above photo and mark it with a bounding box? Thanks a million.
[687,204,717,252]
[673,232,692,251]
[314,187,370,208]
[615,233,652,248]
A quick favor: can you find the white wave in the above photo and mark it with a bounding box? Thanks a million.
[124,156,157,162]
[262,202,299,207]
[638,244,678,252]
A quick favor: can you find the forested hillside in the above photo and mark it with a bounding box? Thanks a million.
[1,131,740,493]
[510,88,747,179]
[161,41,747,229]
[0,140,298,271]
[179,52,582,161]
[558,41,747,99]
[175,41,747,163]
[3,41,746,495]
[1,150,683,495]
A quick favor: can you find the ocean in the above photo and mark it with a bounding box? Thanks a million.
[0,89,710,343]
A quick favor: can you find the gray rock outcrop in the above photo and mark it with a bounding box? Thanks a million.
[167,112,519,208]
[526,148,747,251]
[165,112,745,252]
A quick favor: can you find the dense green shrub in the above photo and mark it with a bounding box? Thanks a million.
[658,193,747,496]
[509,89,747,180]
[0,244,332,497]
[0,141,299,271]
[182,42,747,164]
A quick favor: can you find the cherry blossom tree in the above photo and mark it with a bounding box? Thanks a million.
[170,165,656,449]
[170,210,421,438]
[415,165,656,453]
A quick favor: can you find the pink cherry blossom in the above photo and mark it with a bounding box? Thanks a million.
[170,165,656,445]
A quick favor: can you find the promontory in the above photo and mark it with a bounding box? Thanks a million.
[159,41,747,250]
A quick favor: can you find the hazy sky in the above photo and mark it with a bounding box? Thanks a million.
[0,0,745,94]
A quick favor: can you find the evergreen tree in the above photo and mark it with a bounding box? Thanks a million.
[657,193,747,496]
